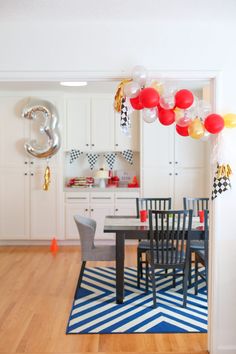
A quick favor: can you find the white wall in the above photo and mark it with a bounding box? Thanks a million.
[0,2,236,353]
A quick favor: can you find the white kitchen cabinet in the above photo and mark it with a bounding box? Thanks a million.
[142,119,208,208]
[114,110,140,152]
[90,204,115,240]
[65,94,140,152]
[0,95,63,241]
[65,203,90,240]
[91,96,114,151]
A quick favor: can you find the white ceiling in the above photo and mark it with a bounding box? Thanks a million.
[0,0,235,22]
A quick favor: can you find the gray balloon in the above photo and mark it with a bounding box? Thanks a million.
[22,99,61,159]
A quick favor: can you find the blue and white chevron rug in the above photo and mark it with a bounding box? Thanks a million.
[66,267,207,334]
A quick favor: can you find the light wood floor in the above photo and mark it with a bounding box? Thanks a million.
[0,246,207,354]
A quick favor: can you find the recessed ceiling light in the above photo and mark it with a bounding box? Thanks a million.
[60,81,87,87]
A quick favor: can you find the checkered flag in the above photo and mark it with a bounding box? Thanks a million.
[87,153,99,170]
[69,149,83,164]
[121,149,133,165]
[212,175,231,200]
[104,153,116,170]
[120,98,131,136]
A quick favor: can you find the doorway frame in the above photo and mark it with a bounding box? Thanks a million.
[0,69,221,353]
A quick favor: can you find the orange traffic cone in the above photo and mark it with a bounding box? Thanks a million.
[50,237,59,254]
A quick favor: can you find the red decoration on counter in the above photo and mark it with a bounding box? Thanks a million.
[128,176,139,188]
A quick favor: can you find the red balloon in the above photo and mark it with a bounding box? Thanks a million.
[175,89,194,109]
[158,109,175,126]
[130,95,143,110]
[176,124,189,136]
[204,113,224,134]
[139,88,160,108]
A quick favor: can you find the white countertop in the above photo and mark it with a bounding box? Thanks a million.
[64,187,140,193]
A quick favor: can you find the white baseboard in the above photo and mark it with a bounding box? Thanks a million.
[212,346,236,354]
[0,239,138,246]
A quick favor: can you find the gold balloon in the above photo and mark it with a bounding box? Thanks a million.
[188,118,205,140]
[114,79,132,112]
[223,113,236,128]
[43,165,51,191]
[174,107,184,120]
[150,80,164,95]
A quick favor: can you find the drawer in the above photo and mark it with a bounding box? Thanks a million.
[65,192,89,203]
[90,192,114,204]
[115,192,139,204]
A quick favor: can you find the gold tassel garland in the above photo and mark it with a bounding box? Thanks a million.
[43,165,51,191]
[114,79,132,112]
[216,163,232,179]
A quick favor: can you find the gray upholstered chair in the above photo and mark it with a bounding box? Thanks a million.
[74,214,116,299]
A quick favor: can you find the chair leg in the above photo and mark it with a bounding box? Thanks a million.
[151,265,157,309]
[188,251,192,286]
[74,261,86,300]
[137,249,143,288]
[195,256,198,295]
[183,264,189,307]
[173,268,176,287]
[145,261,149,293]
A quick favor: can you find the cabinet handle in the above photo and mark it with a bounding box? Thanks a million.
[30,161,34,165]
[67,197,87,200]
[85,208,88,211]
[91,144,95,147]
[169,173,172,176]
[116,197,136,200]
[91,197,111,200]
[24,161,28,164]
[115,208,118,211]
[175,173,178,176]
[86,144,89,147]
[175,161,178,164]
[169,161,172,164]
[91,208,94,212]
[31,172,34,176]
[24,172,28,176]
[115,144,119,147]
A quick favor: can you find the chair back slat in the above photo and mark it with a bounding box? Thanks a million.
[149,209,193,267]
[183,197,209,217]
[136,197,171,218]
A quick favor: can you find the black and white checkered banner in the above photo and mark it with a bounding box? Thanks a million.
[120,98,131,135]
[104,153,116,170]
[212,175,231,200]
[87,153,99,170]
[69,149,83,164]
[121,149,133,165]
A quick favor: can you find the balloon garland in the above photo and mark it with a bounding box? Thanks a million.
[114,65,236,140]
[114,66,236,196]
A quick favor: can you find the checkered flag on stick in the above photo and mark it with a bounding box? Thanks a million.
[121,149,133,165]
[69,149,83,164]
[120,98,131,136]
[104,153,116,170]
[212,163,232,200]
[87,153,99,170]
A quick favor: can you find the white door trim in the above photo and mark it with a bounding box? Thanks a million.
[0,69,222,354]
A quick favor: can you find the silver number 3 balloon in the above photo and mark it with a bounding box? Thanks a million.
[22,99,61,159]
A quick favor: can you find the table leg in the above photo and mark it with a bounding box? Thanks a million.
[116,232,125,304]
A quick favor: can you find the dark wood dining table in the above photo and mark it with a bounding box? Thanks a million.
[103,215,205,304]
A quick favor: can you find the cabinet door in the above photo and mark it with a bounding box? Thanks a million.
[115,110,140,151]
[174,168,207,209]
[142,167,174,199]
[0,97,30,168]
[142,119,174,168]
[90,204,115,240]
[0,167,30,240]
[91,96,114,151]
[114,204,137,216]
[65,204,89,240]
[175,134,206,168]
[66,97,90,151]
[30,168,60,240]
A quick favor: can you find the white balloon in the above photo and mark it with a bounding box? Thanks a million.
[175,113,192,127]
[132,65,148,86]
[143,108,157,123]
[201,131,210,142]
[159,94,175,110]
[123,81,140,98]
[197,100,212,120]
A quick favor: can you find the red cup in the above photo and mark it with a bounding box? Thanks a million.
[140,210,147,222]
[198,210,204,223]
